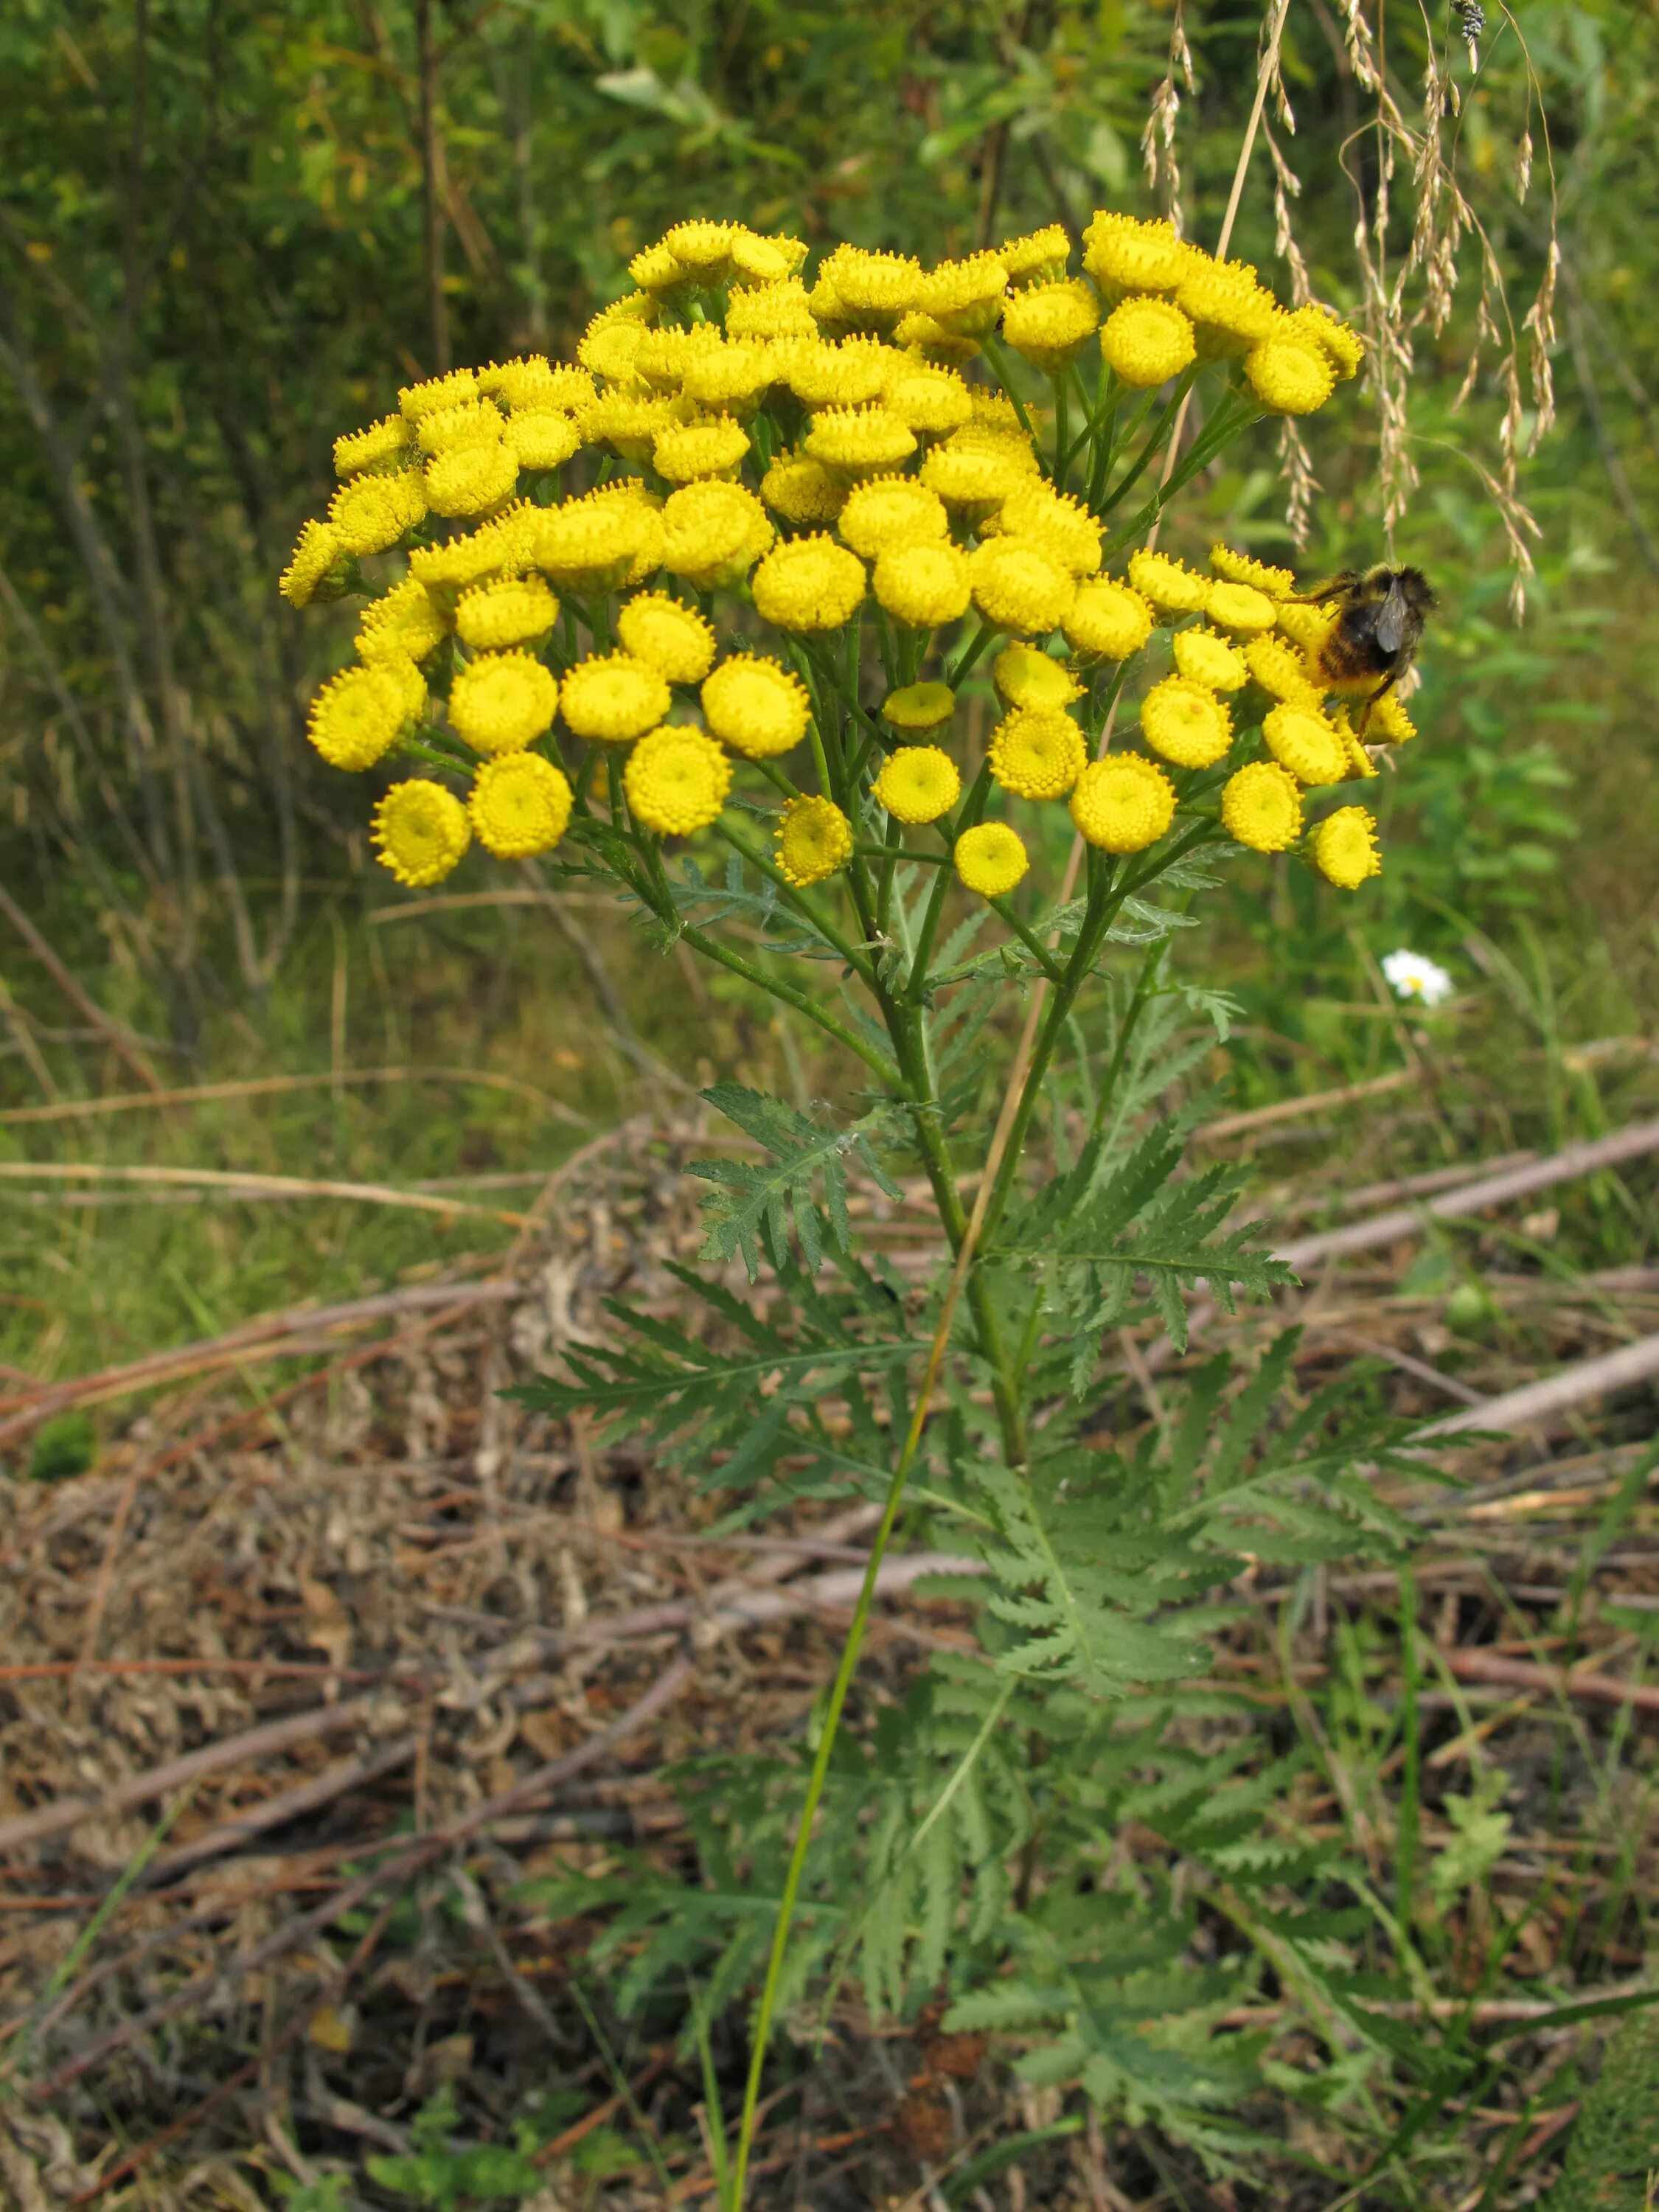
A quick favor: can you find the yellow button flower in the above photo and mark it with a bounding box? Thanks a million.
[751,533,866,632]
[1220,760,1303,852]
[525,497,660,591]
[1287,305,1366,380]
[726,279,818,342]
[917,253,1009,338]
[883,365,973,435]
[1333,709,1380,779]
[824,246,925,331]
[837,476,950,558]
[988,484,1102,577]
[329,467,428,556]
[1311,805,1382,888]
[969,538,1075,636]
[996,223,1071,288]
[560,652,672,744]
[1245,335,1337,414]
[477,355,591,411]
[992,644,1082,712]
[988,708,1087,799]
[804,404,917,478]
[1100,296,1196,388]
[702,654,811,759]
[449,650,559,755]
[680,341,776,414]
[616,592,717,684]
[776,795,854,886]
[1139,675,1234,768]
[1205,580,1278,637]
[398,368,479,422]
[1262,701,1347,785]
[1127,549,1211,616]
[1172,627,1248,691]
[409,521,519,597]
[1069,753,1177,852]
[372,779,472,887]
[919,442,1031,511]
[456,577,559,652]
[579,390,676,461]
[662,218,739,278]
[425,441,519,518]
[307,663,422,771]
[661,480,773,586]
[333,414,414,477]
[634,324,717,392]
[872,745,961,824]
[502,410,584,473]
[1062,579,1155,660]
[759,452,848,526]
[1001,279,1101,373]
[787,337,898,410]
[730,229,805,285]
[953,821,1029,897]
[358,577,451,664]
[873,540,972,629]
[280,518,347,608]
[1367,690,1418,743]
[892,310,981,369]
[625,726,733,836]
[1273,598,1340,655]
[654,414,751,483]
[1175,259,1280,357]
[1082,212,1189,299]
[630,241,688,293]
[947,419,1041,473]
[417,400,504,456]
[468,751,574,858]
[1210,543,1295,597]
[1244,633,1321,703]
[881,681,956,737]
[577,317,651,383]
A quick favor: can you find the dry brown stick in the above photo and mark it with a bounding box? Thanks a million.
[0,1161,527,1226]
[1197,1068,1416,1143]
[144,1736,420,1881]
[0,1695,384,1857]
[0,883,164,1096]
[1441,1646,1659,1716]
[0,1064,582,1128]
[1420,1332,1659,1440]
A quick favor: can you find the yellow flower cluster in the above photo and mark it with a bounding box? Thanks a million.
[284,205,1394,902]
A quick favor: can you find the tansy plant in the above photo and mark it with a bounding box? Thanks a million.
[285,213,1431,2187]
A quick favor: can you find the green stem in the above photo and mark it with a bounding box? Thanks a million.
[979,333,1038,454]
[945,619,997,689]
[678,921,900,1087]
[1096,365,1201,518]
[716,822,877,981]
[991,897,1066,985]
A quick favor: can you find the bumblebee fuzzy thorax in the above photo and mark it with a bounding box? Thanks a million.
[1311,563,1436,698]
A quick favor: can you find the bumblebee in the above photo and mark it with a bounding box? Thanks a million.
[1301,564,1436,727]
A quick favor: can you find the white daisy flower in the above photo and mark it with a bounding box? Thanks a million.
[1382,947,1454,1008]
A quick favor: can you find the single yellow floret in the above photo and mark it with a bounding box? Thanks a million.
[1082,212,1189,298]
[503,410,584,473]
[883,365,974,436]
[358,577,451,664]
[1062,579,1155,660]
[329,467,428,556]
[1172,627,1248,691]
[1139,675,1234,768]
[1245,336,1337,414]
[307,664,421,771]
[559,652,672,744]
[787,337,898,411]
[680,341,776,414]
[449,650,558,755]
[409,519,521,597]
[1070,752,1177,852]
[654,414,751,483]
[334,414,414,476]
[625,726,732,836]
[1262,701,1347,786]
[629,242,688,293]
[661,480,773,586]
[881,681,956,736]
[988,484,1102,577]
[916,253,1009,337]
[524,495,660,591]
[997,224,1071,288]
[373,779,471,887]
[919,442,1030,510]
[776,795,854,886]
[1127,549,1211,616]
[837,476,949,558]
[281,518,347,608]
[988,708,1087,799]
[580,390,675,461]
[417,400,504,456]
[874,540,972,628]
[616,593,717,684]
[477,355,585,410]
[1311,805,1382,888]
[1002,279,1100,373]
[1176,259,1280,357]
[662,218,739,277]
[399,368,479,422]
[1245,633,1321,703]
[751,533,866,632]
[1210,544,1295,597]
[824,246,925,330]
[759,452,848,526]
[425,441,519,518]
[873,745,961,824]
[1100,296,1196,389]
[455,577,558,652]
[953,821,1028,897]
[577,318,650,383]
[1366,690,1418,743]
[993,644,1082,712]
[726,279,817,342]
[1221,761,1303,852]
[892,310,981,369]
[1287,305,1366,379]
[702,654,811,759]
[969,538,1075,636]
[1205,580,1278,637]
[468,751,574,858]
[804,404,917,477]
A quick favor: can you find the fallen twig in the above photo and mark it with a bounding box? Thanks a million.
[1441,1646,1659,1716]
[0,1161,528,1227]
[1419,1333,1659,1440]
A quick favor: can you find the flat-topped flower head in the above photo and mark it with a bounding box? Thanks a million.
[1287,304,1366,379]
[281,518,348,608]
[988,708,1087,799]
[476,355,577,410]
[1205,580,1278,637]
[1127,549,1211,616]
[726,278,818,342]
[919,442,1032,512]
[993,644,1083,712]
[988,484,1102,577]
[776,795,853,886]
[1172,627,1248,691]
[1070,752,1177,852]
[917,252,1009,336]
[751,533,866,632]
[410,520,521,597]
[1211,544,1295,598]
[1312,805,1382,888]
[1263,701,1347,786]
[1176,258,1280,356]
[1245,335,1338,414]
[526,497,660,591]
[997,223,1071,288]
[1273,598,1340,655]
[1101,296,1196,388]
[954,821,1028,897]
[823,247,925,332]
[1367,690,1419,743]
[679,341,776,415]
[662,218,740,278]
[787,337,899,411]
[1221,761,1303,852]
[874,540,972,629]
[616,593,717,685]
[873,744,961,824]
[883,364,973,436]
[468,751,574,858]
[1062,580,1154,661]
[837,476,949,559]
[661,480,773,586]
[307,663,422,771]
[455,577,558,652]
[449,650,558,755]
[624,726,732,836]
[969,538,1075,636]
[634,324,720,392]
[629,241,689,293]
[892,310,981,368]
[334,414,414,476]
[881,681,956,737]
[1001,279,1100,373]
[577,316,652,385]
[1139,675,1234,768]
[729,229,805,287]
[759,453,848,527]
[358,577,451,665]
[425,440,518,518]
[329,467,428,555]
[1082,212,1189,299]
[417,400,504,456]
[654,414,751,484]
[702,654,811,759]
[502,410,583,472]
[560,652,672,744]
[373,779,470,886]
[1245,633,1322,703]
[399,368,479,422]
[804,404,917,478]
[579,390,676,462]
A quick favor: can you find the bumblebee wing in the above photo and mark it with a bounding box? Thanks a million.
[1374,577,1411,655]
